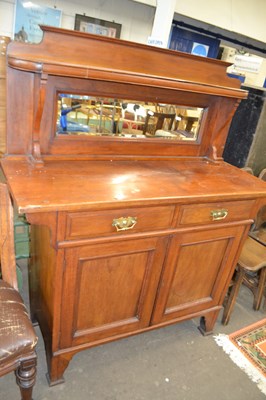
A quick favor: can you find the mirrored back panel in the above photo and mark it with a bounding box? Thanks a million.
[57,94,204,141]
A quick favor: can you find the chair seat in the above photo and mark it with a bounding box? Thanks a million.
[239,236,266,270]
[222,236,266,325]
[0,281,37,366]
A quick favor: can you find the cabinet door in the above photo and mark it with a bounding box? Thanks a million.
[59,236,167,348]
[151,225,246,325]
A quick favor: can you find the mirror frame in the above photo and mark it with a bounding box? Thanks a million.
[39,76,214,157]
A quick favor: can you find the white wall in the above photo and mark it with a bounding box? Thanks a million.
[0,0,155,42]
[177,0,266,43]
[134,0,266,43]
[0,0,15,37]
[2,0,266,43]
[0,0,265,87]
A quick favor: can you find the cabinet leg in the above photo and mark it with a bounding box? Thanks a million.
[46,353,72,386]
[198,309,220,336]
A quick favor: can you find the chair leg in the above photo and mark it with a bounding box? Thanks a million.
[222,266,245,325]
[15,354,37,400]
[253,267,266,311]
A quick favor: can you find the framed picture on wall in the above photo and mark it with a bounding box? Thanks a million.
[14,0,61,43]
[74,14,121,39]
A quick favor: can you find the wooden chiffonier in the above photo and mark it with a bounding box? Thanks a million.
[2,26,266,385]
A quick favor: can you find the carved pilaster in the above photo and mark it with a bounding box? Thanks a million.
[31,73,48,165]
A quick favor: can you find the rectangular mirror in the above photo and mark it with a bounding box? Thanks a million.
[57,94,204,141]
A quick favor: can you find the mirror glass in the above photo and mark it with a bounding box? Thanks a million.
[56,94,204,141]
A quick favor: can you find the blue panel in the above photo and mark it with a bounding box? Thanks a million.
[227,73,246,83]
[169,26,220,59]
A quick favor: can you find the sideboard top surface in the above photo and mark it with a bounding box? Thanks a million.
[2,158,266,213]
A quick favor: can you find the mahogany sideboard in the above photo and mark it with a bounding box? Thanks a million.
[2,26,266,385]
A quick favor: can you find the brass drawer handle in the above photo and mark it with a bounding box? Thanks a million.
[210,209,228,221]
[112,216,138,231]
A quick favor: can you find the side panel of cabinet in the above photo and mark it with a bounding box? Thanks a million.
[151,225,246,324]
[59,236,168,348]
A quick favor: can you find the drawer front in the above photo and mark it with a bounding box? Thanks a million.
[65,205,176,239]
[178,200,255,226]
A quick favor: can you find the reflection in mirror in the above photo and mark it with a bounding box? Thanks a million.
[57,94,204,141]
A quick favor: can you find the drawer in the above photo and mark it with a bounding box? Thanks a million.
[65,205,176,239]
[178,200,256,226]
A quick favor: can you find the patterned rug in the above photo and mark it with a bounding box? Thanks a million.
[214,318,266,395]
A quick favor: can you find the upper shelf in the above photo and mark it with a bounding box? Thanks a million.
[7,25,246,99]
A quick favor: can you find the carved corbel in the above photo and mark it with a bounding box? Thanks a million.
[207,98,241,162]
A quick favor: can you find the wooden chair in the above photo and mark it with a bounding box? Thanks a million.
[222,236,266,325]
[0,183,37,399]
[143,112,176,135]
[259,168,266,181]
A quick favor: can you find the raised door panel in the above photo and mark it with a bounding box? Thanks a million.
[59,236,167,348]
[151,225,246,325]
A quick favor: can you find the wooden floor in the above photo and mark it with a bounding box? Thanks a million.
[1,259,266,400]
